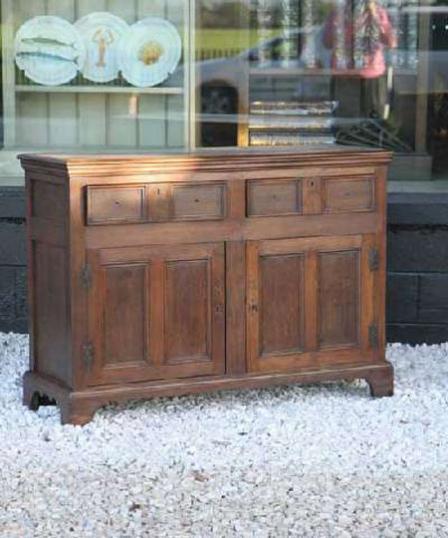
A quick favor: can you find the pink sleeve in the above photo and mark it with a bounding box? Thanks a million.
[379,8,397,47]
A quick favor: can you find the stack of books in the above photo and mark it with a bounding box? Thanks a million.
[249,101,337,147]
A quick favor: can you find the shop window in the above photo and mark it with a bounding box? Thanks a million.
[0,0,189,185]
[196,0,448,182]
[0,1,447,184]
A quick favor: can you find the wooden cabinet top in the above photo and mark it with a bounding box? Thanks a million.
[19,147,392,177]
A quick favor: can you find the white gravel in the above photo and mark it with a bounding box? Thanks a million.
[1,332,448,537]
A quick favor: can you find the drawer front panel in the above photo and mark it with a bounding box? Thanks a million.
[172,183,226,221]
[87,186,146,225]
[247,179,302,217]
[323,177,375,213]
[87,182,226,225]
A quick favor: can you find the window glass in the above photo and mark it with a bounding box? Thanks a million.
[196,0,448,182]
[1,1,447,184]
[0,0,188,185]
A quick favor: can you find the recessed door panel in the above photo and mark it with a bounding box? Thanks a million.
[247,240,308,373]
[103,264,148,366]
[165,260,210,364]
[260,254,304,355]
[318,251,360,349]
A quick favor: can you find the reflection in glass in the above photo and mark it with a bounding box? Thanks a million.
[196,0,448,182]
[0,1,447,184]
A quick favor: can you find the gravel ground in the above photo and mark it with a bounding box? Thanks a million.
[1,332,448,537]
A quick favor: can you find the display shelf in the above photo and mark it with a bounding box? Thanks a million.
[249,67,362,77]
[250,67,418,78]
[15,85,184,95]
[1,0,194,159]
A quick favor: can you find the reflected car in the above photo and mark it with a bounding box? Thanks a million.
[189,26,330,145]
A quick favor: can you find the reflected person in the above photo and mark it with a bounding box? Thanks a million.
[323,0,397,118]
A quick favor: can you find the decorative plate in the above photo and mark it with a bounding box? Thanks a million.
[15,16,85,86]
[75,12,128,83]
[117,18,182,87]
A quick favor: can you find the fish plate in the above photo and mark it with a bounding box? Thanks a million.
[15,16,86,86]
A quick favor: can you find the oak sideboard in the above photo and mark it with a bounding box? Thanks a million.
[19,147,393,425]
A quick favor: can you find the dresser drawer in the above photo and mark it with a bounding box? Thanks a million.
[172,183,226,221]
[247,179,302,217]
[87,186,146,225]
[87,182,227,225]
[323,177,375,214]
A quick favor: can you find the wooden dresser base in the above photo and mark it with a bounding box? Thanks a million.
[20,148,394,426]
[24,362,394,426]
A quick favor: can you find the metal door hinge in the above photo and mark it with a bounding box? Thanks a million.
[369,248,380,272]
[81,264,92,290]
[369,325,379,348]
[83,342,94,372]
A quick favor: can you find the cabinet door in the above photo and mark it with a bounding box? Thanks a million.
[86,243,225,385]
[247,235,381,373]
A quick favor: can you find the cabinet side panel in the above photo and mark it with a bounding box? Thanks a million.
[27,170,71,387]
[318,251,360,348]
[33,242,70,383]
[32,182,66,221]
[260,254,304,355]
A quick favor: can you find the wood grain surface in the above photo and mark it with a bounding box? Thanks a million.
[20,147,394,424]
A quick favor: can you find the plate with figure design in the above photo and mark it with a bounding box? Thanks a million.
[15,16,85,86]
[75,12,128,83]
[118,17,182,87]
